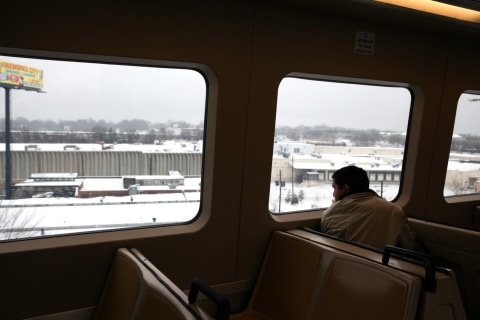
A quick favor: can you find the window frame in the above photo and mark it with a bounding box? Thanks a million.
[0,47,217,246]
[269,73,414,215]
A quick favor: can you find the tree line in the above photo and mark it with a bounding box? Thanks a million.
[275,125,407,148]
[1,118,479,153]
[0,117,204,144]
[0,117,202,132]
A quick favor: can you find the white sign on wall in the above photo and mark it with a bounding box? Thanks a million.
[355,31,375,55]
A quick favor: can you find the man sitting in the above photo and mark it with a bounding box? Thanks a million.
[320,165,423,251]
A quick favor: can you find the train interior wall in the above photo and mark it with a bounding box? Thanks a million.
[0,1,479,319]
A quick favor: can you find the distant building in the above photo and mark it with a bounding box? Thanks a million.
[166,125,202,138]
[271,146,403,184]
[273,142,315,157]
[76,172,189,198]
[13,171,195,199]
[13,173,81,198]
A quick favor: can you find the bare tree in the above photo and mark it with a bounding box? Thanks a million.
[448,174,467,195]
[0,204,43,240]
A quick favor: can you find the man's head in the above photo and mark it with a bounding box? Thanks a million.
[331,165,370,201]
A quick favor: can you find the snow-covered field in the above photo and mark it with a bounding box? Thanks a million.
[0,178,202,240]
[269,180,400,213]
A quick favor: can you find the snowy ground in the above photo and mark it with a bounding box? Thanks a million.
[0,179,202,240]
[0,178,402,240]
[269,180,400,213]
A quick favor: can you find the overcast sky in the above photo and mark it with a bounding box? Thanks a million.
[0,55,207,125]
[454,93,480,136]
[276,78,411,132]
[1,54,479,135]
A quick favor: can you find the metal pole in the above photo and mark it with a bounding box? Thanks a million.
[278,170,282,213]
[291,156,294,196]
[4,87,12,199]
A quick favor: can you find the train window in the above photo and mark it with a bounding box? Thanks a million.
[270,76,411,214]
[444,92,480,198]
[0,54,207,240]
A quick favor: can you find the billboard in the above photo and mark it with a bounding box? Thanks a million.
[0,60,44,91]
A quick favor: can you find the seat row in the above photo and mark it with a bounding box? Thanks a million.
[93,229,466,320]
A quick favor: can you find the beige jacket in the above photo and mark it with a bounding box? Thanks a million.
[320,191,417,251]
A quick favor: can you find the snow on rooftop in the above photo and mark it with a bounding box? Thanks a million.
[81,178,125,191]
[447,160,480,172]
[0,141,203,153]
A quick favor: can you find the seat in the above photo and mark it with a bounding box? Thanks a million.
[94,248,214,320]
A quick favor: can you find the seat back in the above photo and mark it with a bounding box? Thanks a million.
[246,231,325,319]
[312,256,420,320]
[289,228,467,320]
[94,248,210,320]
[93,249,143,320]
[232,231,423,320]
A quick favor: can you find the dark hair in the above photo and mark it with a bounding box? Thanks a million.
[332,165,369,193]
